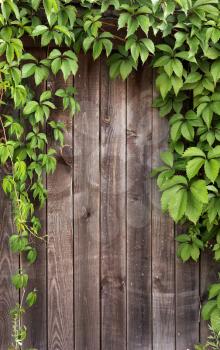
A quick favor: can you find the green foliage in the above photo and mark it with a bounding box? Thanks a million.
[1,0,220,349]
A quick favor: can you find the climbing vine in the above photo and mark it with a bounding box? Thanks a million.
[1,0,220,348]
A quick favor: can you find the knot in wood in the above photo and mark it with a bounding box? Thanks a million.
[60,145,72,167]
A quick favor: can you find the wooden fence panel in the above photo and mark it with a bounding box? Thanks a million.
[0,55,213,350]
[47,73,74,350]
[151,73,176,350]
[175,225,200,350]
[74,55,101,350]
[127,65,153,350]
[0,177,18,349]
[100,59,127,350]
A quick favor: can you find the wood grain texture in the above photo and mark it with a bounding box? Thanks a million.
[0,171,18,349]
[23,48,47,350]
[151,73,175,350]
[100,59,127,350]
[126,65,153,350]
[74,54,101,350]
[175,225,200,350]
[47,73,74,350]
[0,57,214,350]
[200,250,219,343]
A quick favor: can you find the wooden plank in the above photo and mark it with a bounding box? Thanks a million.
[47,73,74,349]
[200,251,219,342]
[74,54,100,350]
[0,172,18,349]
[175,225,200,350]
[100,59,127,350]
[126,65,152,350]
[151,73,175,350]
[23,48,47,350]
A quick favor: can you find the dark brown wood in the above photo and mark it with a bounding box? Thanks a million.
[47,73,74,350]
[74,54,101,350]
[126,65,153,350]
[100,59,127,350]
[0,56,211,350]
[200,250,219,343]
[175,225,200,350]
[151,72,176,350]
[0,173,18,349]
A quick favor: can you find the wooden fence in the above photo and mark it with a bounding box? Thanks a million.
[0,52,218,350]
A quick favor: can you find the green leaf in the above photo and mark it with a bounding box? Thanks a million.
[208,146,220,159]
[23,101,38,115]
[172,59,183,78]
[83,36,95,52]
[168,188,187,222]
[120,60,133,80]
[201,300,217,320]
[190,179,208,204]
[160,151,173,167]
[180,243,191,262]
[27,248,37,264]
[191,244,200,261]
[185,72,202,84]
[11,272,28,289]
[204,159,220,183]
[211,59,220,84]
[156,73,172,99]
[186,158,205,180]
[137,15,149,33]
[32,25,48,36]
[26,290,37,307]
[185,192,203,224]
[211,309,220,332]
[22,63,36,79]
[209,283,220,299]
[183,147,206,158]
[176,234,190,243]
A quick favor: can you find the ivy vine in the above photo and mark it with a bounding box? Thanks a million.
[1,0,220,349]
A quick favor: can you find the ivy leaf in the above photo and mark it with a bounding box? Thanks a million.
[180,243,191,262]
[160,151,173,167]
[201,300,217,320]
[26,290,37,307]
[204,159,220,183]
[172,59,183,78]
[209,283,220,299]
[185,192,203,224]
[23,101,38,115]
[208,146,220,159]
[32,25,48,36]
[183,147,206,158]
[168,188,187,222]
[137,15,149,33]
[186,158,205,180]
[22,63,36,79]
[211,309,220,332]
[190,180,208,204]
[156,72,172,99]
[120,60,133,80]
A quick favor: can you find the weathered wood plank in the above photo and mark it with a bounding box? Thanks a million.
[100,59,127,350]
[0,173,18,349]
[200,251,219,343]
[74,54,100,350]
[126,65,152,350]
[23,48,47,350]
[47,73,74,350]
[151,73,175,350]
[175,225,200,350]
